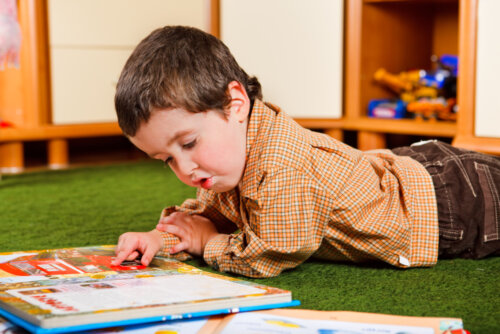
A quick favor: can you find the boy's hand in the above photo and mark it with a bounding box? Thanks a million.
[112,229,163,267]
[156,212,220,257]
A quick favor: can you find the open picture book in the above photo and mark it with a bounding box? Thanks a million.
[0,245,297,334]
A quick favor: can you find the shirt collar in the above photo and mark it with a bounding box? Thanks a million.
[239,100,281,199]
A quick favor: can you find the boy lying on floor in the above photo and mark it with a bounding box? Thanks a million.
[112,26,500,278]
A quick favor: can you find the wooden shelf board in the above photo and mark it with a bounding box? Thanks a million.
[453,135,500,156]
[295,117,456,137]
[0,123,123,142]
[0,118,458,143]
[363,0,457,3]
[343,117,456,137]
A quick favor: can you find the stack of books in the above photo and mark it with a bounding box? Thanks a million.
[0,246,466,334]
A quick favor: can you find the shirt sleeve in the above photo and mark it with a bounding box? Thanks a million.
[157,189,239,260]
[156,231,192,261]
[203,169,323,278]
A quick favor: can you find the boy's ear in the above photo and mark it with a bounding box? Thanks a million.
[226,81,250,122]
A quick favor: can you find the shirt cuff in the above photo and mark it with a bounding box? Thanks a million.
[203,234,231,271]
[161,206,177,217]
[157,231,192,261]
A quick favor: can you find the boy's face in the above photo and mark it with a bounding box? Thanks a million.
[129,82,250,193]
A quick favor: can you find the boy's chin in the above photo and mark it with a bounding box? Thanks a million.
[201,182,237,193]
[199,186,233,193]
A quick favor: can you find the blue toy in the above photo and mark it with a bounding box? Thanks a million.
[368,99,407,119]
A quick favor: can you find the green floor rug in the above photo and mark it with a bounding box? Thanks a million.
[0,161,498,332]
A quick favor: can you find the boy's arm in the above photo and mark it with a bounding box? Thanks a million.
[159,174,320,278]
[203,170,322,278]
[157,192,240,260]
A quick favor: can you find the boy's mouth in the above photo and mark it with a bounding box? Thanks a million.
[200,177,213,190]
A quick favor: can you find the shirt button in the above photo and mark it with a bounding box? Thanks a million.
[398,255,410,266]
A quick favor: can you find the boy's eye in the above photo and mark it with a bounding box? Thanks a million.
[182,140,196,149]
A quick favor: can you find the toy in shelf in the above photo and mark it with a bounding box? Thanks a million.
[371,55,458,121]
[368,99,407,119]
[407,97,457,122]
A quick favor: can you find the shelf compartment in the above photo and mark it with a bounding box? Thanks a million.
[345,0,459,120]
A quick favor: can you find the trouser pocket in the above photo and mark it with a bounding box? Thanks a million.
[475,162,500,243]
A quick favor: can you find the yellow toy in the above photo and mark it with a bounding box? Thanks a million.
[373,68,455,121]
[373,68,438,103]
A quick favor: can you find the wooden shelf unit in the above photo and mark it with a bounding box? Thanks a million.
[220,0,462,150]
[0,1,123,172]
[1,0,498,174]
[0,0,218,173]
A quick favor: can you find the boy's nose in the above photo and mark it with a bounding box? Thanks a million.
[176,157,197,178]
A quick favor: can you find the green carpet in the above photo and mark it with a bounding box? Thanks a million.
[0,161,499,332]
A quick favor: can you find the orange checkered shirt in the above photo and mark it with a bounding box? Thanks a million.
[159,100,439,277]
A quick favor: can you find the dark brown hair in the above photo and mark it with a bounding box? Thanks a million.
[115,25,262,136]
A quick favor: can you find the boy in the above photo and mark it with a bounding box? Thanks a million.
[112,26,500,278]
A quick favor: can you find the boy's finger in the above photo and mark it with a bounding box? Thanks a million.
[126,251,140,261]
[160,223,182,237]
[111,254,125,266]
[156,217,174,231]
[158,216,172,225]
[112,249,136,266]
[170,241,188,254]
[156,223,168,231]
[141,248,157,266]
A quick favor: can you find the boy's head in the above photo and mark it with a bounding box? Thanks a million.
[114,25,262,137]
[115,26,261,192]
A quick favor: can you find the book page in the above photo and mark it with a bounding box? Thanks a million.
[7,275,266,314]
[212,310,464,334]
[216,312,435,334]
[90,317,209,333]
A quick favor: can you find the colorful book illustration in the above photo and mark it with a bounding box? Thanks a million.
[0,246,297,334]
[209,309,466,334]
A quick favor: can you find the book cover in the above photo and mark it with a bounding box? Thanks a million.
[0,246,297,334]
[0,314,216,334]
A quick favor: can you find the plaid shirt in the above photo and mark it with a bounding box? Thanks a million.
[159,101,439,277]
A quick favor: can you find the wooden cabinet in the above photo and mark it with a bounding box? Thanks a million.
[454,0,500,155]
[0,0,51,172]
[219,0,482,151]
[220,0,344,124]
[48,0,207,124]
[0,0,215,172]
[473,0,500,138]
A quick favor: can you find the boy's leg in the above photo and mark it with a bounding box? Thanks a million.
[392,140,500,259]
